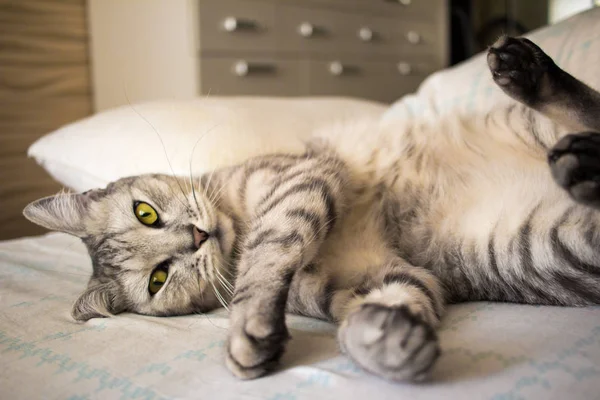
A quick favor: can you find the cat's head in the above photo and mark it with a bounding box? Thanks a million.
[23,174,236,321]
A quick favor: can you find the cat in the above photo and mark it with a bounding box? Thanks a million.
[23,37,600,383]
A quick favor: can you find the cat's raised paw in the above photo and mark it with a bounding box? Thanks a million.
[225,311,290,379]
[487,36,555,106]
[549,132,600,209]
[338,303,440,382]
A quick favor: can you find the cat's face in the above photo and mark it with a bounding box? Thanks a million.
[23,174,236,321]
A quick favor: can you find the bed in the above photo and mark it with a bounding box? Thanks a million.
[2,8,600,400]
[2,233,599,399]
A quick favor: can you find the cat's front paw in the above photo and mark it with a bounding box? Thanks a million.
[338,303,440,382]
[487,36,555,105]
[226,309,290,379]
[549,132,600,209]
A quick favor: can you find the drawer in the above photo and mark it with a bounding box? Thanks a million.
[354,16,443,58]
[198,0,276,53]
[307,59,432,103]
[276,5,361,54]
[199,56,307,96]
[275,4,445,61]
[354,0,446,20]
[273,0,446,21]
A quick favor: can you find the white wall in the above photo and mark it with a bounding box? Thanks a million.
[549,0,594,23]
[88,0,199,111]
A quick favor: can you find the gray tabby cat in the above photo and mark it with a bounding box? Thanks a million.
[24,37,600,382]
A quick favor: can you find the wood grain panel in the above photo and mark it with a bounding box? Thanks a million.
[0,0,92,240]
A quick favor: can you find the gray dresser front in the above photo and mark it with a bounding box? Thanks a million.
[197,0,449,103]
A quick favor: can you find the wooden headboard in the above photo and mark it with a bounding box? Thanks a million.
[0,0,92,240]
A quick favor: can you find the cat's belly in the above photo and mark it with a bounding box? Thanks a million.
[315,112,591,303]
[384,147,583,302]
[315,197,393,289]
[317,134,574,299]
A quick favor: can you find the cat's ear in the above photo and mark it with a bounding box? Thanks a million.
[71,281,125,321]
[23,190,102,237]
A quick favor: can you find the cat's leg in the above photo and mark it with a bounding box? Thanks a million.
[285,262,355,322]
[487,36,600,133]
[225,155,350,379]
[337,259,444,382]
[288,258,445,382]
[549,132,600,209]
[487,37,600,209]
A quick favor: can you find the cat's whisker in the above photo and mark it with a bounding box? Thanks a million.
[208,196,225,213]
[218,261,236,278]
[50,235,88,280]
[213,254,234,294]
[208,174,223,202]
[192,175,211,218]
[214,252,237,279]
[188,124,221,217]
[210,279,229,311]
[182,176,192,199]
[216,274,234,296]
[191,309,228,330]
[123,87,190,208]
[187,272,224,331]
[203,168,218,203]
[209,181,228,204]
[206,253,231,310]
[215,268,234,294]
[223,260,241,286]
[190,179,201,219]
[218,257,235,279]
[207,179,229,206]
[221,283,234,296]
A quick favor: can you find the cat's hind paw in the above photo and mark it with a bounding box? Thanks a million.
[338,303,440,382]
[487,36,555,106]
[225,311,290,379]
[549,132,600,209]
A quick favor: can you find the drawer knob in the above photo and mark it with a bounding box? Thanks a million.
[298,22,314,38]
[358,27,374,42]
[329,61,344,76]
[397,62,412,75]
[233,60,249,76]
[384,0,412,4]
[223,17,257,32]
[232,61,275,77]
[407,30,421,44]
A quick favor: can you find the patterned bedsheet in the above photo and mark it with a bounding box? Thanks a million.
[1,233,599,400]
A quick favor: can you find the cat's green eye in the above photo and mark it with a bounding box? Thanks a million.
[148,269,168,295]
[134,201,159,226]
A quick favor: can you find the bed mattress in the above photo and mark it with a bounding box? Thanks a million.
[1,233,599,399]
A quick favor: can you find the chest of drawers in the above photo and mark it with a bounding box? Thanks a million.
[89,0,448,111]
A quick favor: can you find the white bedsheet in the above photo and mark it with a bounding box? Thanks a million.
[1,233,599,400]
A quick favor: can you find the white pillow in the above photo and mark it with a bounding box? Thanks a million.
[28,97,385,192]
[382,7,600,129]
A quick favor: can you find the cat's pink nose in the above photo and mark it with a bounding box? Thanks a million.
[192,226,209,249]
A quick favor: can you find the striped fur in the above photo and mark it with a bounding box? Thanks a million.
[23,36,600,383]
